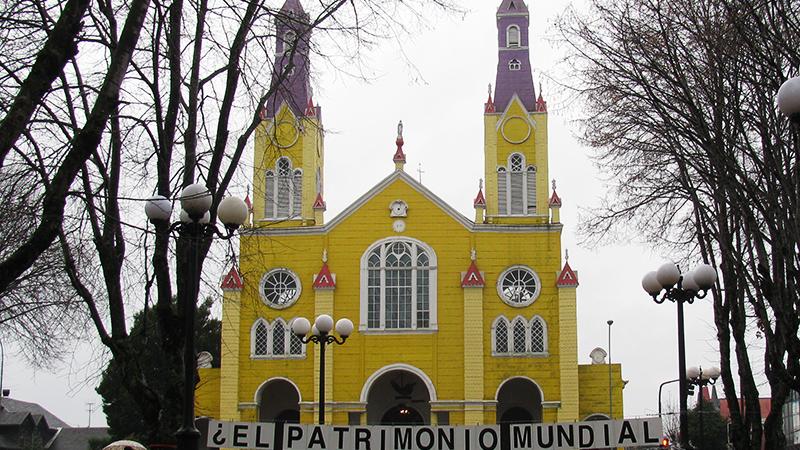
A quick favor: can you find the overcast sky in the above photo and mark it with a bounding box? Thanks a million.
[4,0,761,429]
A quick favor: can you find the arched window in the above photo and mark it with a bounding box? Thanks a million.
[283,31,297,54]
[254,320,269,356]
[251,318,305,359]
[526,166,537,214]
[530,316,547,353]
[507,26,520,47]
[508,59,521,71]
[265,158,302,219]
[360,238,437,331]
[498,154,537,216]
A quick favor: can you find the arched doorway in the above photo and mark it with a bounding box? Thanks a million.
[496,377,543,424]
[365,368,433,425]
[257,378,300,424]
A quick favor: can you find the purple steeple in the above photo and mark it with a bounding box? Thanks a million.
[493,0,536,113]
[265,0,314,118]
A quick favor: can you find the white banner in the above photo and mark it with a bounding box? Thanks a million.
[207,418,662,450]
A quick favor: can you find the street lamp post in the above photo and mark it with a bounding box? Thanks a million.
[642,262,717,449]
[607,319,614,419]
[687,365,720,450]
[145,184,248,450]
[291,315,354,425]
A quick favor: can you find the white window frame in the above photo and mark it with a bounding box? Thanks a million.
[250,318,306,359]
[497,153,536,216]
[496,265,542,307]
[507,25,521,48]
[359,237,438,332]
[491,315,549,357]
[265,157,302,219]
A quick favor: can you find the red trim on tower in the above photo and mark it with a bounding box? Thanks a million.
[535,93,548,112]
[462,261,486,288]
[474,188,486,208]
[393,136,406,163]
[313,193,327,211]
[313,262,336,289]
[244,194,253,212]
[305,97,316,117]
[549,190,562,207]
[557,261,579,287]
[485,93,496,113]
[221,266,244,291]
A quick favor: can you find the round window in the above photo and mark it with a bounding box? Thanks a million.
[259,269,301,309]
[497,266,541,307]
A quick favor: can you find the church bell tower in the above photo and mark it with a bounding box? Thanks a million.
[253,0,325,226]
[483,0,550,225]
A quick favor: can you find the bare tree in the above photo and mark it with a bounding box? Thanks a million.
[559,0,799,448]
[0,0,460,443]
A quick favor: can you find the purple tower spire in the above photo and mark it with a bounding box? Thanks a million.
[493,0,537,112]
[265,0,314,118]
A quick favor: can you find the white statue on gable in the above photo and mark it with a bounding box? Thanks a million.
[389,200,408,218]
[589,347,607,364]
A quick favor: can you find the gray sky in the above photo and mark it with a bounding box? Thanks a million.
[4,0,753,429]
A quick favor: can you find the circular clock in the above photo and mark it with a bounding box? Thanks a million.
[393,219,406,233]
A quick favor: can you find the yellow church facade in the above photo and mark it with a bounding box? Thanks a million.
[197,0,623,429]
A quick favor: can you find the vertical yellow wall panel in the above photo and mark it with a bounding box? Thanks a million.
[220,290,241,421]
[557,286,579,422]
[314,288,335,424]
[463,287,485,424]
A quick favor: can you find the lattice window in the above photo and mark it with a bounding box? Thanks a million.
[292,169,303,217]
[530,317,545,353]
[254,321,269,355]
[513,320,526,353]
[276,158,291,217]
[260,268,300,309]
[289,325,304,355]
[265,170,275,218]
[362,239,436,331]
[495,319,509,353]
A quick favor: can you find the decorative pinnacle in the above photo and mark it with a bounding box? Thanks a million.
[322,249,328,263]
[397,121,404,141]
[552,179,557,191]
[565,249,569,261]
[488,84,492,96]
[479,178,484,191]
[393,120,406,164]
[471,248,477,261]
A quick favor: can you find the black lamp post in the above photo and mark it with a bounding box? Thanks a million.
[642,262,717,450]
[291,315,353,425]
[687,365,720,450]
[145,184,248,450]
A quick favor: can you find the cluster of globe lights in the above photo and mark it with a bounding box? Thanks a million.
[291,314,354,339]
[687,365,721,383]
[144,183,249,229]
[641,262,718,300]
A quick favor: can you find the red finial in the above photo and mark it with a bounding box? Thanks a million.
[485,83,496,113]
[393,121,406,163]
[474,179,486,208]
[244,194,253,212]
[259,107,266,121]
[462,250,485,287]
[313,261,336,289]
[549,179,562,207]
[313,192,326,210]
[536,84,547,112]
[221,266,244,290]
[305,97,316,117]
[557,253,579,287]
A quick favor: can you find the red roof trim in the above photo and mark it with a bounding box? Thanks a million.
[313,262,336,289]
[535,93,548,112]
[305,97,316,117]
[244,194,253,212]
[557,261,579,287]
[462,261,486,288]
[393,136,406,163]
[221,266,243,290]
[485,93,496,113]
